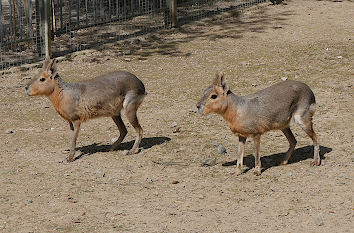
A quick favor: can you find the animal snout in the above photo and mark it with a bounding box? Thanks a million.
[196,104,203,115]
[25,86,30,96]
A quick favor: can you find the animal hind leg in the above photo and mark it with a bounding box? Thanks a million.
[124,97,143,155]
[281,127,297,165]
[110,114,128,151]
[295,111,320,166]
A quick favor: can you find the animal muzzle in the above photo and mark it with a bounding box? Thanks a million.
[25,86,31,96]
[196,104,204,115]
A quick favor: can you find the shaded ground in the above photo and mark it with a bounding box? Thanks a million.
[0,0,353,232]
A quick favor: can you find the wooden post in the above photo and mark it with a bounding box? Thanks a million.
[43,0,51,58]
[166,0,177,27]
[0,0,3,43]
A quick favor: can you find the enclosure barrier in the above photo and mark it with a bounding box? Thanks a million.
[0,0,267,70]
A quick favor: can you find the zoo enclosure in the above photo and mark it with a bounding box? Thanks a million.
[0,0,267,70]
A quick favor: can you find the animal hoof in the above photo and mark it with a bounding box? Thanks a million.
[281,160,288,166]
[253,168,261,176]
[234,168,242,176]
[311,160,321,166]
[66,157,75,162]
[125,150,134,156]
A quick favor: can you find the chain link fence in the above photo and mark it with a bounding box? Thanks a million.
[0,0,267,70]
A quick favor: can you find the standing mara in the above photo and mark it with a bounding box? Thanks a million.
[26,58,146,162]
[197,72,320,175]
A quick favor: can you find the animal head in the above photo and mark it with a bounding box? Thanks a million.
[196,72,230,115]
[25,58,58,96]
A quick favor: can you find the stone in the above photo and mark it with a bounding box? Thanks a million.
[315,217,324,226]
[217,145,227,154]
[5,129,14,134]
[202,158,217,167]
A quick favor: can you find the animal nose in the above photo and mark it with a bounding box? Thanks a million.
[25,86,30,96]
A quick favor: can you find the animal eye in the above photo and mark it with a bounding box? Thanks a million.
[39,77,46,82]
[211,94,217,99]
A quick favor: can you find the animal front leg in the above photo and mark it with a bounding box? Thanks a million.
[253,134,262,175]
[235,136,246,175]
[67,120,81,162]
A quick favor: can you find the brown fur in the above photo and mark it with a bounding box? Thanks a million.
[26,58,146,162]
[197,72,320,175]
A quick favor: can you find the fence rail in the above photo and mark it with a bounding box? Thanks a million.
[0,0,267,70]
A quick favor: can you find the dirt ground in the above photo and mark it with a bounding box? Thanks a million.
[0,0,353,232]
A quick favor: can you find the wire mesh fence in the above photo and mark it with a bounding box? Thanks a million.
[51,0,170,56]
[0,0,267,70]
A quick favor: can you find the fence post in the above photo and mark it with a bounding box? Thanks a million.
[169,0,177,27]
[43,0,51,58]
[0,0,3,43]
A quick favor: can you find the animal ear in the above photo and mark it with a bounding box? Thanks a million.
[213,72,225,87]
[45,58,57,78]
[213,72,229,94]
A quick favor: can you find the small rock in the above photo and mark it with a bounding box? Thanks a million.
[123,57,131,62]
[50,127,55,131]
[281,77,288,81]
[210,142,219,147]
[96,171,106,178]
[5,129,14,134]
[315,217,324,226]
[173,147,185,153]
[336,56,343,59]
[146,178,153,183]
[171,180,179,184]
[217,145,227,154]
[173,127,181,133]
[171,122,178,128]
[251,83,257,87]
[28,200,33,204]
[202,158,217,167]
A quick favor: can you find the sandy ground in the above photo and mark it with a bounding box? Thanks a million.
[0,0,353,232]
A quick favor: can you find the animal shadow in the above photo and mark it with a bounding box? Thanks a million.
[222,145,332,173]
[74,136,171,160]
